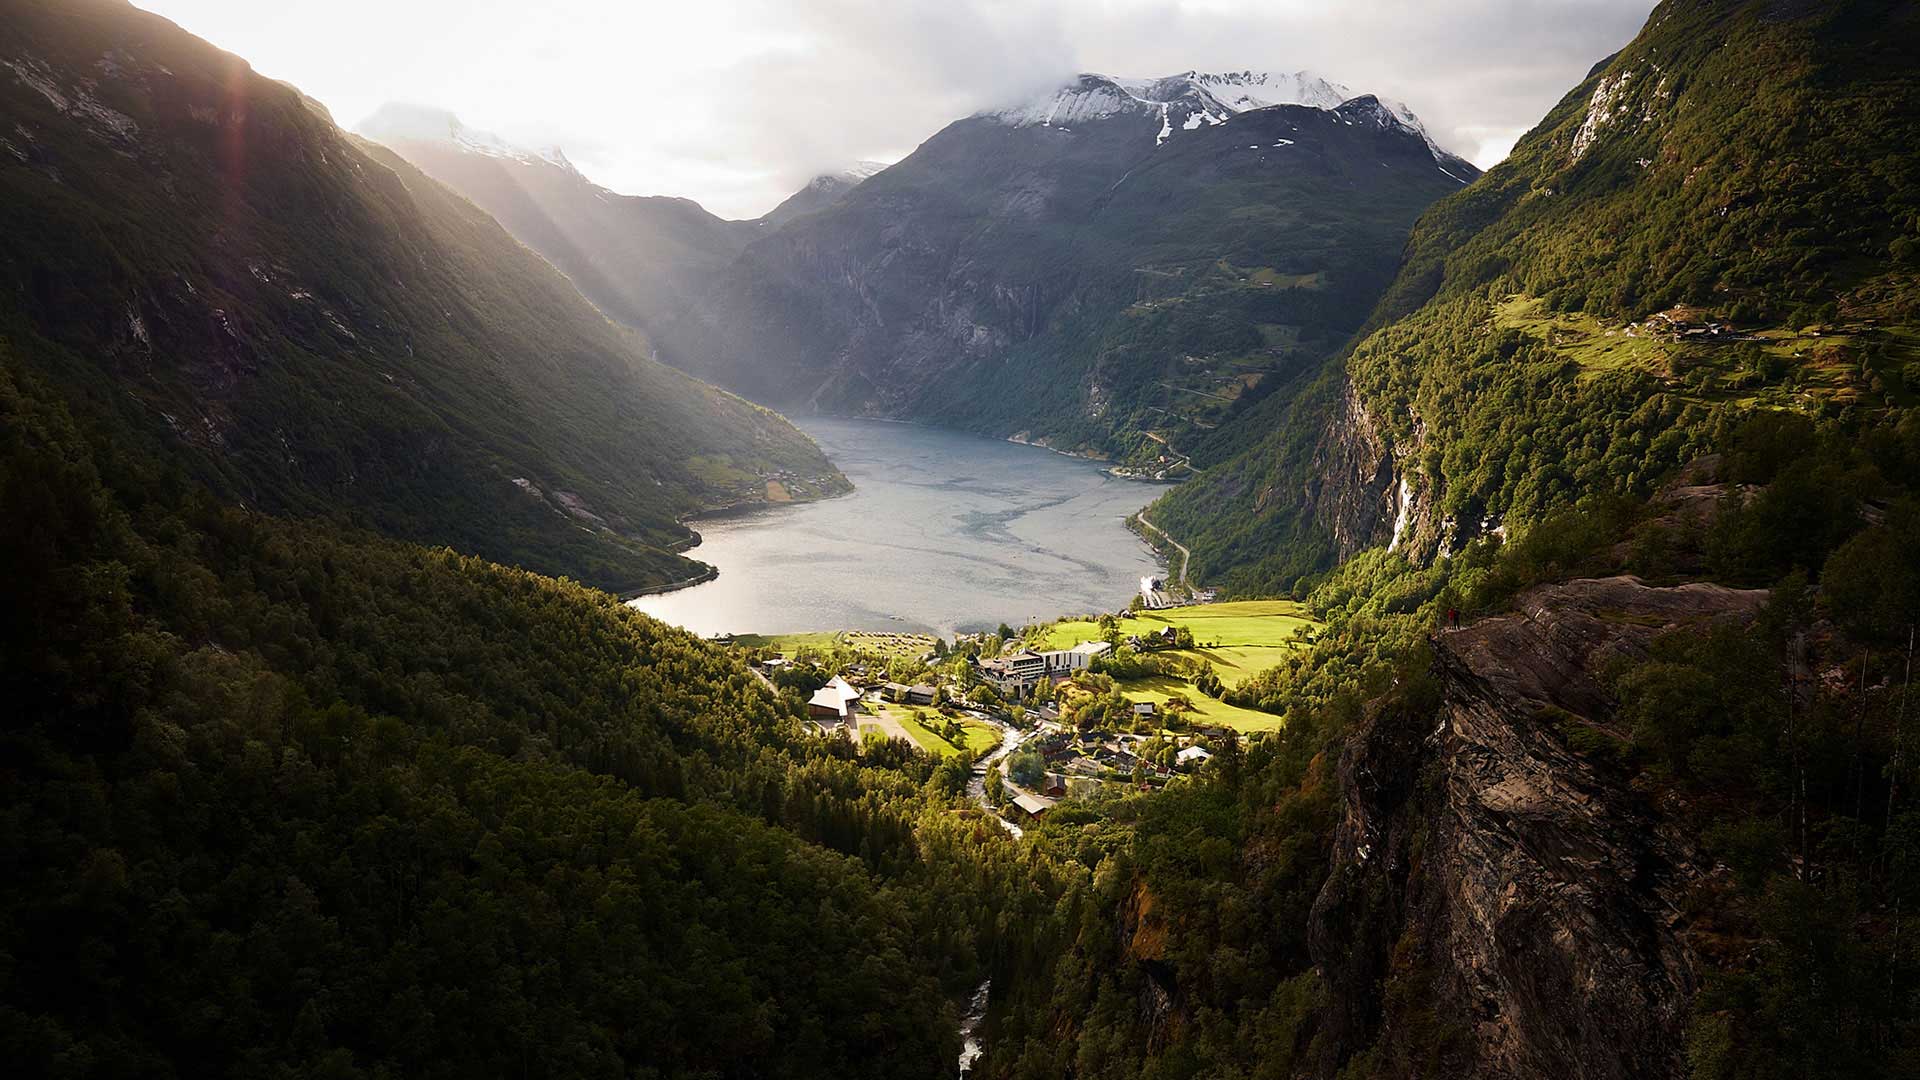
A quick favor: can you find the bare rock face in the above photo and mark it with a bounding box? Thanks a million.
[1302,383,1402,560]
[1310,576,1767,1079]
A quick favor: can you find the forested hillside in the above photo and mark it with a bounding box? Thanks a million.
[0,347,1008,1078]
[0,0,844,595]
[963,2,1920,1075]
[1155,0,1920,596]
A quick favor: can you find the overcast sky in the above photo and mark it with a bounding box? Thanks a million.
[135,0,1656,219]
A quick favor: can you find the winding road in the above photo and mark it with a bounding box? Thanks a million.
[1136,513,1191,592]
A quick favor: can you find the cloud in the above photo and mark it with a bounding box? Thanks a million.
[137,0,1654,217]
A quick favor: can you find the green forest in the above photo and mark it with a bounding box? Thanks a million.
[1154,0,1920,598]
[6,0,1920,1077]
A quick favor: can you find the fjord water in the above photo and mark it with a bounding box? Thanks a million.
[630,418,1163,637]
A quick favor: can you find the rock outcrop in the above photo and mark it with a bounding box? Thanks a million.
[1310,576,1768,1078]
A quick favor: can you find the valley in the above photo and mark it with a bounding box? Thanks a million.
[4,1,1918,1078]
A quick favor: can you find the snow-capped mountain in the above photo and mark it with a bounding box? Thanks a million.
[760,160,891,227]
[355,103,582,177]
[1178,70,1353,111]
[985,69,1463,165]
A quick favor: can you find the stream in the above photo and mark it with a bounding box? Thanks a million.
[956,978,992,1077]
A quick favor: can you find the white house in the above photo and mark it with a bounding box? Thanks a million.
[1176,745,1214,766]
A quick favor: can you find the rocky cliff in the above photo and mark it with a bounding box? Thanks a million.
[1310,576,1768,1078]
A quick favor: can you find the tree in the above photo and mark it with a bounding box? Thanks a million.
[1195,667,1225,698]
[984,767,1004,806]
[1009,752,1045,788]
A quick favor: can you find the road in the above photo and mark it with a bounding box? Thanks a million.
[1136,512,1191,592]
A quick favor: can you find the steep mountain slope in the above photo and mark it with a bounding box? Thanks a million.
[1154,0,1920,594]
[758,160,888,228]
[0,0,843,595]
[356,102,762,335]
[656,72,1476,460]
[0,346,986,1078]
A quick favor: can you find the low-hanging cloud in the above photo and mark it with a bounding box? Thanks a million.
[138,0,1655,218]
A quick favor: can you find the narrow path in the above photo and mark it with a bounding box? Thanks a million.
[859,701,914,744]
[1136,512,1192,592]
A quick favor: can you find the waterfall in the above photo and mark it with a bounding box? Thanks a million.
[1387,474,1414,553]
[957,978,992,1077]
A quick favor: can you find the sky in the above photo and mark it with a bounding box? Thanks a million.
[135,0,1657,219]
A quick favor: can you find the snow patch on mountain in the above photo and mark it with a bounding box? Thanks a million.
[1180,70,1352,112]
[984,70,1463,163]
[801,159,889,193]
[356,103,581,176]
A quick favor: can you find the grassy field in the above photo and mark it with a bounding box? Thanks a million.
[893,711,953,756]
[1038,600,1317,733]
[867,705,998,757]
[1119,677,1287,732]
[1492,294,1920,413]
[957,719,1001,754]
[732,630,935,657]
[1038,599,1317,688]
[732,631,843,653]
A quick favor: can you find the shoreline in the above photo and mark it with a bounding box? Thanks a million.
[630,415,1168,615]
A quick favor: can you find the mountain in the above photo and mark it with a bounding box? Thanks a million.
[0,312,969,1080]
[1152,0,1920,595]
[969,3,1920,1076]
[653,71,1477,462]
[356,102,762,341]
[0,0,845,596]
[759,160,889,227]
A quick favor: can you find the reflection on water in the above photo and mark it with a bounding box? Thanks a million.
[631,418,1162,637]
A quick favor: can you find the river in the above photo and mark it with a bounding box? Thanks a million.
[630,418,1163,637]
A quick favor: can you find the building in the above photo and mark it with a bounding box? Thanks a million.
[1010,792,1053,820]
[1132,701,1158,719]
[978,650,1049,697]
[1176,745,1213,767]
[807,676,862,728]
[907,684,937,706]
[1041,640,1111,677]
[883,681,912,703]
[1005,651,1046,680]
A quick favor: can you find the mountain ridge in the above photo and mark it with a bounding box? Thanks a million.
[0,0,845,594]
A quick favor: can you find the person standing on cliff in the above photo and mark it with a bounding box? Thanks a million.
[1446,607,1459,629]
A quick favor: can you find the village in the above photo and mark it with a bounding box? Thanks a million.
[732,593,1318,832]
